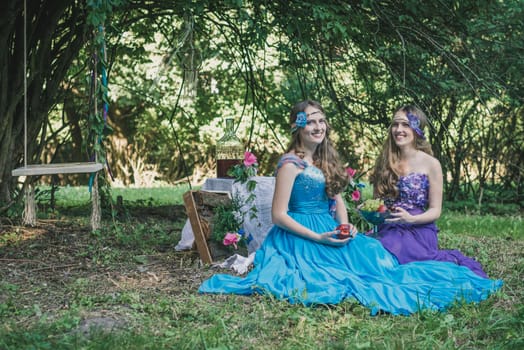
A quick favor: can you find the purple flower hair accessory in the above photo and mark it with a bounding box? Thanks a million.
[291,111,307,133]
[407,113,425,139]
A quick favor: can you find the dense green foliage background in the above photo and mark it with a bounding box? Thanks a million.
[1,0,522,212]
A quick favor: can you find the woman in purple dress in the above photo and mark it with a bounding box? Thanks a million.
[370,105,488,278]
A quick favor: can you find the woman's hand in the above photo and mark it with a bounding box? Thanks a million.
[316,231,351,246]
[348,223,358,237]
[385,207,415,224]
[315,224,358,246]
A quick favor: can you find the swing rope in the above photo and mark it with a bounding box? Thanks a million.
[23,0,27,169]
[21,0,36,225]
[167,71,192,190]
[14,0,104,229]
[13,0,103,177]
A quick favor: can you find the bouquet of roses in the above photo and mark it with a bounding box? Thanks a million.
[227,151,258,191]
[343,167,368,232]
[211,151,259,251]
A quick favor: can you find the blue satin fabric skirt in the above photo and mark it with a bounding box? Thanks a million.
[199,210,502,315]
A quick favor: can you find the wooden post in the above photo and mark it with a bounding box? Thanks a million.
[91,173,101,231]
[22,183,36,226]
[183,191,213,264]
[183,190,233,264]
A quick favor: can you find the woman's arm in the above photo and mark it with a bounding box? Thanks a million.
[333,193,358,236]
[333,193,348,224]
[423,156,443,222]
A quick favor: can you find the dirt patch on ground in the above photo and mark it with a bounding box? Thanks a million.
[0,205,220,332]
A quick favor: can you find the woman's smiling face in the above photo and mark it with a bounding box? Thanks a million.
[391,110,415,147]
[299,105,327,146]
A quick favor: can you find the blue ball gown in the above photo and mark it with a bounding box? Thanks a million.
[199,154,502,315]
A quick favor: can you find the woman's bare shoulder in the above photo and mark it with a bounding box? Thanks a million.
[411,151,441,175]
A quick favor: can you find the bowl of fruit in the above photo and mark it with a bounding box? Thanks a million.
[358,199,391,225]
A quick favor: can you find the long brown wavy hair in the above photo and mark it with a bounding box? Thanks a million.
[370,105,433,199]
[287,100,349,197]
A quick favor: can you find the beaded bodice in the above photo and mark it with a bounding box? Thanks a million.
[392,173,429,211]
[276,154,329,214]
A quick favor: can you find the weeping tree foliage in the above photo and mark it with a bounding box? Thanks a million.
[113,0,523,204]
[0,0,123,206]
[1,0,522,212]
[1,0,86,204]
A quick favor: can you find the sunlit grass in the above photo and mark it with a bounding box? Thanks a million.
[36,184,193,207]
[438,213,523,239]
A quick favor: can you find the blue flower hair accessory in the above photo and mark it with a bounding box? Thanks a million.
[407,113,425,139]
[291,111,308,133]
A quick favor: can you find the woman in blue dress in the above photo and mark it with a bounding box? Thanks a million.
[199,100,502,315]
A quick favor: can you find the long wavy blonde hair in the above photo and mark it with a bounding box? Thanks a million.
[370,105,433,199]
[287,100,349,197]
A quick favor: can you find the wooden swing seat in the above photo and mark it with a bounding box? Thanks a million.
[12,162,103,177]
[12,0,106,230]
[12,162,104,230]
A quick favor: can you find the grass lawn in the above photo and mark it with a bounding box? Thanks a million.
[0,185,522,349]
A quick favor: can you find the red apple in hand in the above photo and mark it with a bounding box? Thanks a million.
[336,224,351,239]
[377,204,387,213]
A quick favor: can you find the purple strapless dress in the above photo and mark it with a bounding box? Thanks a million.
[377,173,488,278]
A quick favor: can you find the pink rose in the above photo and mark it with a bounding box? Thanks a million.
[346,167,356,178]
[223,232,241,249]
[243,151,257,167]
[351,190,361,202]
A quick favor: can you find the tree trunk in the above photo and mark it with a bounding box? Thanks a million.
[0,0,86,205]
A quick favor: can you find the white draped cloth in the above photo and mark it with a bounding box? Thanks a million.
[176,176,276,272]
